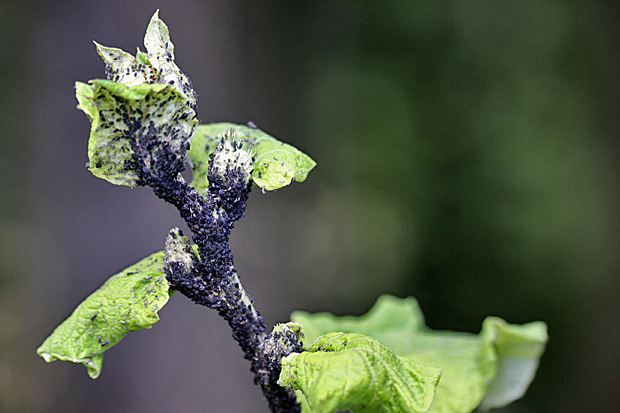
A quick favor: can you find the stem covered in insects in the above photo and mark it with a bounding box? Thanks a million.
[143,142,301,412]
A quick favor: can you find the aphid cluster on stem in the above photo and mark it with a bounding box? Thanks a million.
[151,137,300,412]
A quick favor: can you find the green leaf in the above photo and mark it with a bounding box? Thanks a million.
[478,318,548,411]
[294,390,313,413]
[79,11,198,186]
[135,47,151,66]
[75,81,97,120]
[291,295,548,412]
[91,10,195,108]
[188,123,316,192]
[401,331,495,412]
[80,79,196,186]
[143,10,196,108]
[94,41,154,86]
[292,295,426,355]
[37,252,170,379]
[279,333,441,413]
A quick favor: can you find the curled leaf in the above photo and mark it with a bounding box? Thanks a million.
[478,318,548,411]
[291,294,548,412]
[78,11,198,186]
[279,332,441,413]
[37,252,170,378]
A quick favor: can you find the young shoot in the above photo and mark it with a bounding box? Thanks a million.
[38,11,547,413]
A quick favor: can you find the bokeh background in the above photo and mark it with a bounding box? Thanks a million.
[1,1,619,411]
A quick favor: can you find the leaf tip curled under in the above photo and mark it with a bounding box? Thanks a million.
[478,318,548,411]
[37,347,103,379]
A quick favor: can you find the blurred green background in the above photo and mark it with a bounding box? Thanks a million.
[1,1,619,411]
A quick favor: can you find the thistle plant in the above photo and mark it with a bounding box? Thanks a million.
[38,11,548,412]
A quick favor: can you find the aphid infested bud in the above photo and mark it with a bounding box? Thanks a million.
[163,228,198,276]
[78,11,198,187]
[210,129,255,185]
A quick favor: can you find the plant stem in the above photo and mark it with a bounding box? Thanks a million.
[143,163,301,412]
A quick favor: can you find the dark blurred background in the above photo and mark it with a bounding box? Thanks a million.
[1,1,619,411]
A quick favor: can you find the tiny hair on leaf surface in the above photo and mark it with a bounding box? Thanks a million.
[37,252,170,379]
[290,295,548,412]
